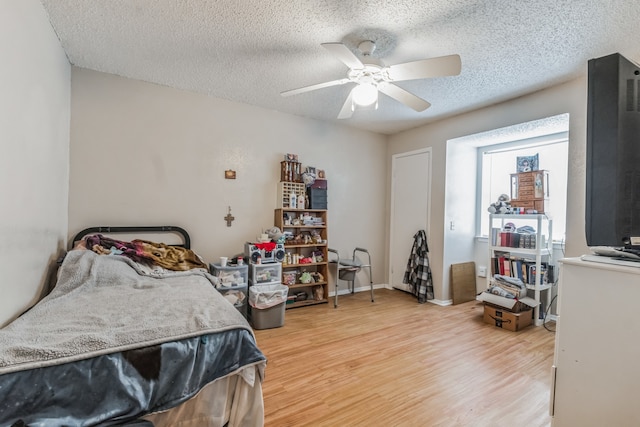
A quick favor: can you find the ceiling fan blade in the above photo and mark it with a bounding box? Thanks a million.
[280,78,350,97]
[321,42,364,70]
[337,88,355,119]
[386,54,461,81]
[378,83,431,112]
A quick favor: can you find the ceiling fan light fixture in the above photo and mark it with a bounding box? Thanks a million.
[282,41,460,118]
[352,83,378,106]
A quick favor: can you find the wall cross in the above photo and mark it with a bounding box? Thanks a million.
[224,206,235,227]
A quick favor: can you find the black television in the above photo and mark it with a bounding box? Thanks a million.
[586,53,640,248]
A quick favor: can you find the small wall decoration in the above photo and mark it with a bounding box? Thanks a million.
[516,154,539,172]
[317,169,326,179]
[224,170,236,179]
[224,206,235,227]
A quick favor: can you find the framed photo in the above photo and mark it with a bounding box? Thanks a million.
[317,169,326,179]
[516,154,539,172]
[305,166,316,175]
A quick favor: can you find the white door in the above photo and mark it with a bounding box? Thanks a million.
[390,148,431,292]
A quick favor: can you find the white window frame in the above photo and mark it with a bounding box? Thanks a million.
[475,131,569,242]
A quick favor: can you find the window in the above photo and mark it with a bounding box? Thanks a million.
[478,132,568,242]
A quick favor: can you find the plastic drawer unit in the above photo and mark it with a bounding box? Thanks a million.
[210,263,249,318]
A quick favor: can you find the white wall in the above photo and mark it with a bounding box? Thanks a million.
[69,68,388,290]
[0,0,71,326]
[387,77,588,302]
[442,139,478,301]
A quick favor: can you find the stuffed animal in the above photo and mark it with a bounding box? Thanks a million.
[265,227,285,243]
[487,193,512,214]
[310,230,322,244]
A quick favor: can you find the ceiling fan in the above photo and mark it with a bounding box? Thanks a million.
[281,40,461,119]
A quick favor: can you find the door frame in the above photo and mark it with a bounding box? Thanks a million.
[388,147,432,290]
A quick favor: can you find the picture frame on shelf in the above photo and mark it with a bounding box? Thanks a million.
[516,154,539,172]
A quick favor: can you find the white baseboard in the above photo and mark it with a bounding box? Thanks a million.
[375,285,453,306]
[428,298,452,306]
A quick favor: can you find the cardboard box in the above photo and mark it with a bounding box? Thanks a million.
[477,291,538,313]
[483,304,532,331]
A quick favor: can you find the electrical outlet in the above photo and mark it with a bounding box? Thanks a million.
[478,266,487,277]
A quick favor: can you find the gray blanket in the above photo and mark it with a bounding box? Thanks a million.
[0,249,251,375]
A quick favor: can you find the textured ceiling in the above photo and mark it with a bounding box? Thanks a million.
[40,0,640,135]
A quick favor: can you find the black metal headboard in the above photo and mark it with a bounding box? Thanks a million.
[71,226,191,250]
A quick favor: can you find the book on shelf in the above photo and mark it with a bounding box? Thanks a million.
[492,251,510,275]
[501,257,510,276]
[496,231,534,248]
[499,232,520,247]
[512,258,524,281]
[529,264,546,285]
[528,263,555,285]
[491,228,500,246]
[490,253,550,285]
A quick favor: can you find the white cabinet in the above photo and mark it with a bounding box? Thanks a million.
[550,258,640,426]
[487,213,553,325]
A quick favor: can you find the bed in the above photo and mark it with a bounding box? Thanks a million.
[0,226,266,427]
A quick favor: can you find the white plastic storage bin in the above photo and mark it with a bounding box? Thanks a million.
[216,284,248,318]
[249,263,282,285]
[209,264,249,318]
[209,263,248,287]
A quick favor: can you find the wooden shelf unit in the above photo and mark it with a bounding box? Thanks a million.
[509,170,550,214]
[274,208,328,308]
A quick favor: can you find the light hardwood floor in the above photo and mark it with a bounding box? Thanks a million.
[254,288,555,427]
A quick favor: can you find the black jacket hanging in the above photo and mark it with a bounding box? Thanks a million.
[402,230,434,303]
